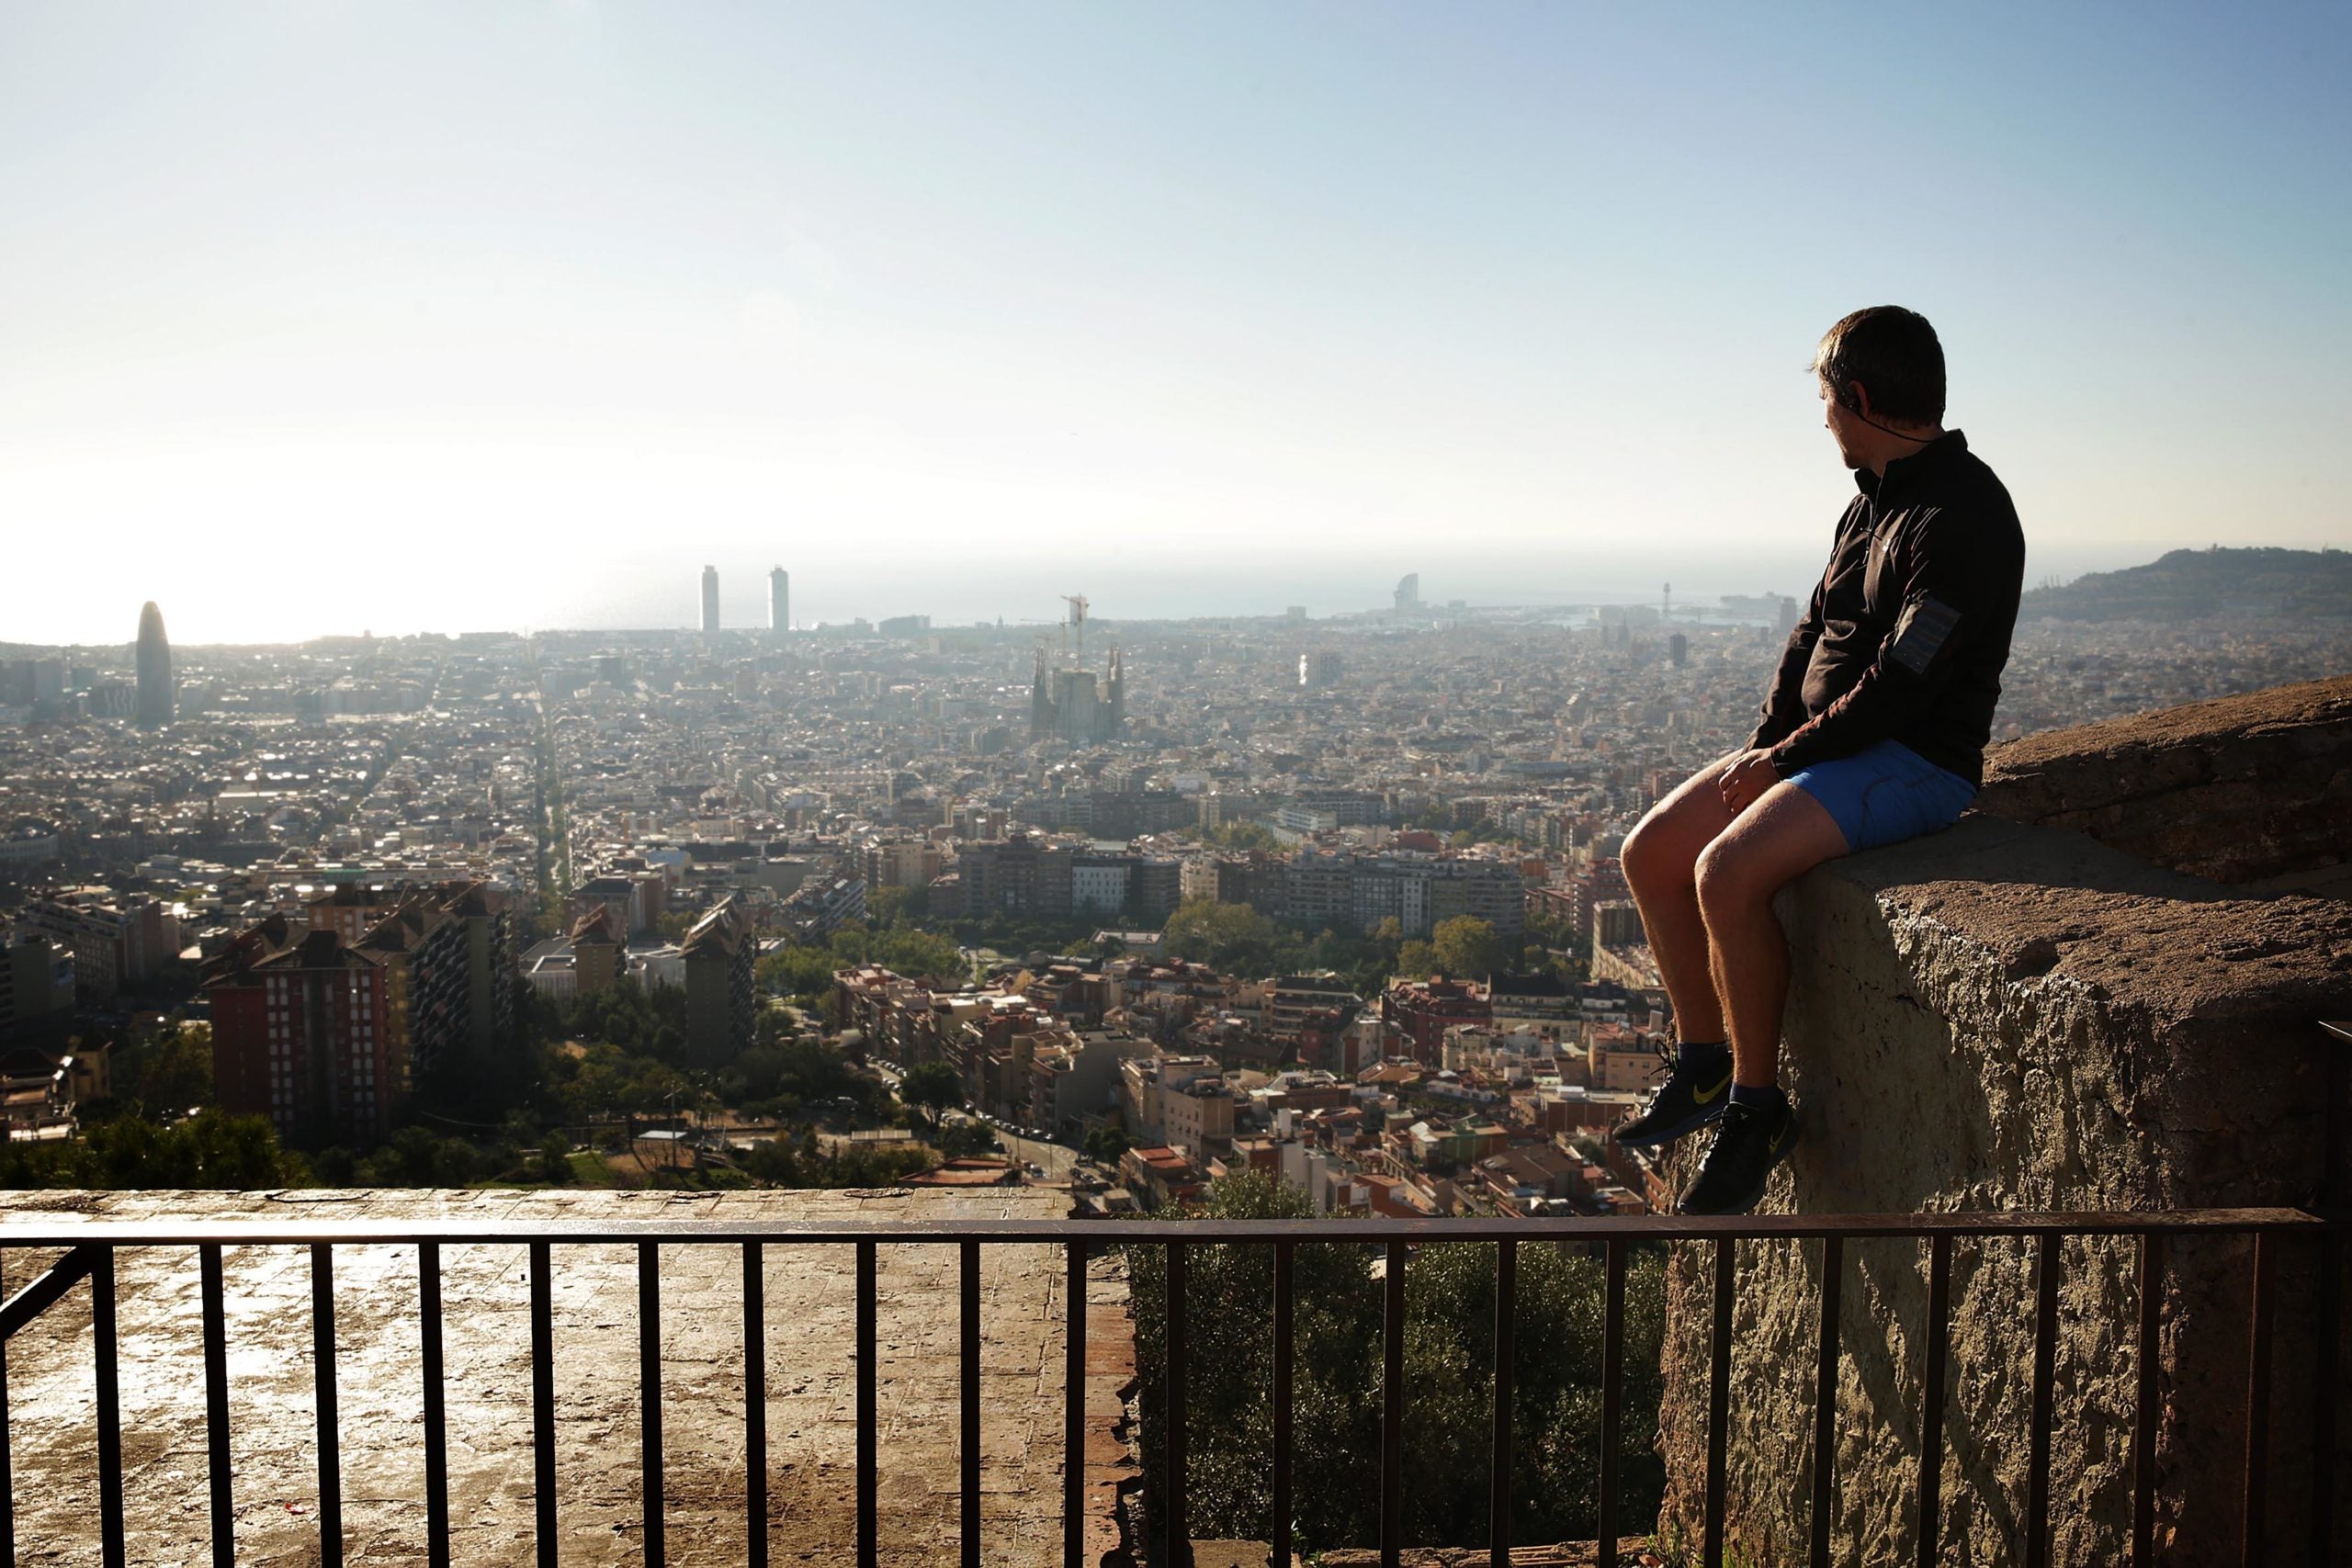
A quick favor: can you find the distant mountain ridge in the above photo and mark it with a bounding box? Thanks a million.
[2019,546,2352,621]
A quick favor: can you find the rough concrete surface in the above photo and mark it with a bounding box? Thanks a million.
[0,1187,1136,1567]
[1313,1542,1657,1566]
[1978,672,2352,887]
[1653,813,2352,1566]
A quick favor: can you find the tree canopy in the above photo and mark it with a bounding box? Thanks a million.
[1430,915,1509,979]
[1162,897,1288,975]
[0,1110,303,1190]
[1125,1171,1665,1551]
[899,1059,964,1134]
[757,924,968,1003]
[1202,819,1281,852]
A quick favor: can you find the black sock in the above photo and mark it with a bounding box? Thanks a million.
[1675,1040,1729,1070]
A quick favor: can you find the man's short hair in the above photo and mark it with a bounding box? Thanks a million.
[1813,306,1945,425]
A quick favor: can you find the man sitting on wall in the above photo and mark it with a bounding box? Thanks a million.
[1612,305,2026,1214]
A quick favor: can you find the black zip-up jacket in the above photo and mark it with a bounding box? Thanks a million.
[1746,431,2024,789]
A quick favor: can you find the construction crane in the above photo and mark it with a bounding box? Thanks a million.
[1060,594,1090,656]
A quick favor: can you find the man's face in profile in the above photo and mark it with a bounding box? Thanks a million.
[1818,379,1863,470]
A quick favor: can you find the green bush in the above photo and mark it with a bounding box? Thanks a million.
[1125,1172,1666,1551]
[0,1111,303,1190]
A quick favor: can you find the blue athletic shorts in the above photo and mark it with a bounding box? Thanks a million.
[1784,739,1976,853]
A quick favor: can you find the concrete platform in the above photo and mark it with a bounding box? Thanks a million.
[1311,1544,1657,1566]
[0,1187,1136,1566]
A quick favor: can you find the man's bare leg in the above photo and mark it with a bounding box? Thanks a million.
[1692,780,1852,1088]
[1619,753,1739,1043]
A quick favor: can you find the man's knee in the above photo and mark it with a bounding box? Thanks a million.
[1621,818,1663,892]
[1623,811,1697,895]
[1693,838,1767,921]
[1701,784,1851,921]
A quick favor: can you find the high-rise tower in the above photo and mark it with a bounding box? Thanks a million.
[700,566,719,634]
[134,601,173,728]
[769,567,789,638]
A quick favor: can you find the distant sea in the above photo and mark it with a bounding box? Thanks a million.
[614,541,2183,635]
[12,539,2206,649]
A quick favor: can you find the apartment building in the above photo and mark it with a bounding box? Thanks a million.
[0,933,74,1043]
[1380,976,1493,1066]
[683,898,757,1065]
[1174,849,1526,938]
[18,889,183,1002]
[207,928,392,1147]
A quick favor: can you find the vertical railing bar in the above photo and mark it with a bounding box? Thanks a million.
[2026,1232,2061,1568]
[1808,1234,1843,1568]
[1600,1236,1625,1567]
[1381,1238,1405,1568]
[201,1244,234,1568]
[95,1246,125,1568]
[959,1240,979,1568]
[1916,1233,1952,1568]
[1487,1237,1514,1568]
[2319,1025,2351,1567]
[2324,1021,2349,1210]
[856,1238,877,1568]
[744,1242,768,1568]
[1064,1238,1087,1568]
[0,1251,13,1568]
[419,1242,449,1568]
[639,1242,665,1568]
[1272,1239,1295,1568]
[2242,1230,2276,1564]
[1165,1238,1188,1567]
[2132,1231,2164,1568]
[310,1244,343,1568]
[2312,1224,2341,1566]
[1704,1236,1733,1568]
[531,1240,557,1568]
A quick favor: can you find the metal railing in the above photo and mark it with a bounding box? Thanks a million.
[1,1202,2342,1568]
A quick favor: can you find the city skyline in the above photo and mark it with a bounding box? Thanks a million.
[4,8,2346,1554]
[6,534,2301,653]
[3,3,2346,646]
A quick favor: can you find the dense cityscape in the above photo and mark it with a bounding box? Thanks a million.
[5,558,2345,1218]
[6,2,2346,1558]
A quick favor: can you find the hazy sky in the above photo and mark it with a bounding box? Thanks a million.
[3,2,2346,645]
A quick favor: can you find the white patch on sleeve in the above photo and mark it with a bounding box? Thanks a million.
[1890,596,1961,675]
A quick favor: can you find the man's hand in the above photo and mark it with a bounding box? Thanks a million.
[1717,749,1781,816]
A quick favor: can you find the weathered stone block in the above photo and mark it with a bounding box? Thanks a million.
[1653,815,2352,1566]
[1978,673,2352,886]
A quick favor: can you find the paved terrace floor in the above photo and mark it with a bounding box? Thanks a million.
[0,1188,1136,1567]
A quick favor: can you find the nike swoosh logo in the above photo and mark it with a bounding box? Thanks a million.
[1691,1072,1732,1105]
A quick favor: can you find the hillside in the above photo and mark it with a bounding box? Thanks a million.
[2019,546,2352,621]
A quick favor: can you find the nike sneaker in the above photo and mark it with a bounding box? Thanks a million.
[1611,1044,1733,1148]
[1676,1093,1800,1215]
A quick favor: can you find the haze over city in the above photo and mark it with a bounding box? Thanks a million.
[3,2,2346,646]
[8,7,2352,1566]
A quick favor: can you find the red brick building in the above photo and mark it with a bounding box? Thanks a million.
[1379,976,1491,1066]
[207,927,392,1148]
